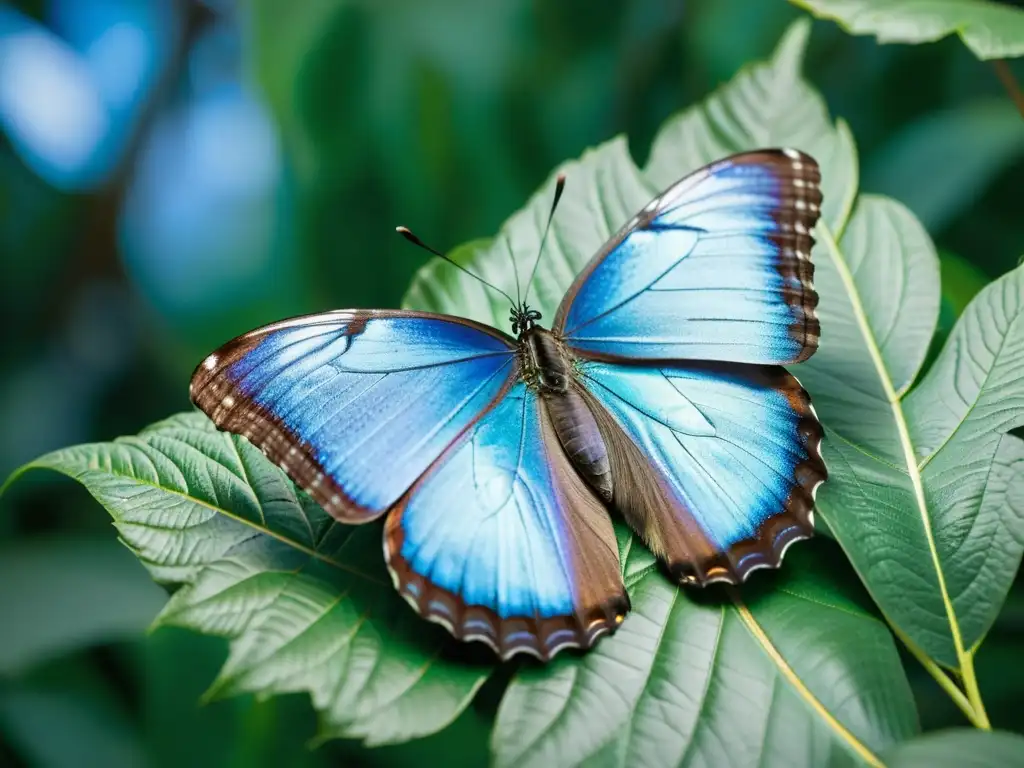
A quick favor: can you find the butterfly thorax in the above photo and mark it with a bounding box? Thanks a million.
[519,326,613,502]
[519,326,571,394]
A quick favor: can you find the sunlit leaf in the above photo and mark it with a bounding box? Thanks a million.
[3,414,488,746]
[790,0,1024,59]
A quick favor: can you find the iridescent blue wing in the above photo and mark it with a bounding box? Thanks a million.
[578,360,826,584]
[385,380,629,660]
[189,310,517,523]
[554,149,822,365]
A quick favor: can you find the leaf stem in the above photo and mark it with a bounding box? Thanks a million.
[992,60,1024,121]
[960,651,992,730]
[887,619,986,729]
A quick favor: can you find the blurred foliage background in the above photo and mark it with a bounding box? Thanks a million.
[1,0,1023,765]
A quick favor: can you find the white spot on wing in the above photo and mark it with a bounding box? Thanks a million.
[204,355,218,370]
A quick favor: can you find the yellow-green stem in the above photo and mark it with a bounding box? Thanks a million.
[960,651,992,730]
[889,620,987,729]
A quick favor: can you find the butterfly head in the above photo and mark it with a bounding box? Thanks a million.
[510,304,543,336]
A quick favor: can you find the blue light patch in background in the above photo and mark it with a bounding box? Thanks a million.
[0,1,174,191]
[119,80,290,320]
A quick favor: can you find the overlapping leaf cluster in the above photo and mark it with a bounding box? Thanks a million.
[6,9,1024,768]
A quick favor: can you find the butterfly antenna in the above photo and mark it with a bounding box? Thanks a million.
[396,226,517,308]
[522,173,567,308]
[508,230,523,309]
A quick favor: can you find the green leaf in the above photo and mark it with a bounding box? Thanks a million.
[864,100,1024,233]
[491,543,917,768]
[795,151,1024,694]
[906,270,1024,650]
[407,13,1024,740]
[883,728,1024,767]
[4,414,488,746]
[11,16,1020,762]
[800,185,1024,673]
[410,20,917,765]
[0,536,165,674]
[790,0,1024,59]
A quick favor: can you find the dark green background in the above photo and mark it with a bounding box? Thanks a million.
[2,1,1023,765]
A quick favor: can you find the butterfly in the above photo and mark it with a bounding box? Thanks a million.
[189,148,827,661]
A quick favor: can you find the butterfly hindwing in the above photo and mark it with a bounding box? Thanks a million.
[555,149,822,365]
[385,380,629,660]
[577,360,826,585]
[189,310,517,523]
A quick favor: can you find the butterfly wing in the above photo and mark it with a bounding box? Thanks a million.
[385,380,629,660]
[189,310,517,523]
[554,149,822,365]
[576,360,826,585]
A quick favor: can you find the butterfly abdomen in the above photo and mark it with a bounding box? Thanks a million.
[520,328,613,502]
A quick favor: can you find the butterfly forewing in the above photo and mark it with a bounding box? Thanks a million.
[189,310,517,524]
[555,149,822,365]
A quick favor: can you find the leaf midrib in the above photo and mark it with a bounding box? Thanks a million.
[22,458,386,586]
[917,302,1022,472]
[731,593,884,768]
[816,223,968,668]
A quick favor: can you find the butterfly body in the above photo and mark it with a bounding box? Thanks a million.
[191,148,828,661]
[518,325,614,502]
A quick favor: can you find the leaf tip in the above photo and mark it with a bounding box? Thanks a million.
[773,17,813,73]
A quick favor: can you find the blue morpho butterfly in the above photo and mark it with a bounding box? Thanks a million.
[190,149,827,661]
